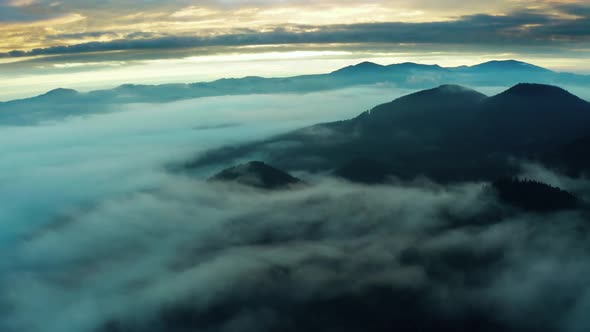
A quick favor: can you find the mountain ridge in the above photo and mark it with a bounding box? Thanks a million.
[2,60,589,125]
[187,83,590,183]
[5,59,588,103]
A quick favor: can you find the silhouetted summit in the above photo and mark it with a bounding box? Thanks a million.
[495,83,584,101]
[477,84,590,155]
[484,84,589,117]
[395,84,486,103]
[357,84,487,138]
[209,83,590,183]
[210,161,302,189]
[332,61,446,76]
[331,61,385,75]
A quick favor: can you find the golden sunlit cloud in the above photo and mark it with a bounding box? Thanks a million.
[6,0,37,7]
[0,0,586,53]
[0,0,588,99]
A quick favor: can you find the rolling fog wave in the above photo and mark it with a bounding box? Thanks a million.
[0,85,408,244]
[2,84,590,332]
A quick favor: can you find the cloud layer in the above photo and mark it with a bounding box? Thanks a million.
[1,85,590,332]
[3,165,590,332]
[2,8,590,58]
[0,86,407,243]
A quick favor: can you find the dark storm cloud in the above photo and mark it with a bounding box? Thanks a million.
[2,10,589,58]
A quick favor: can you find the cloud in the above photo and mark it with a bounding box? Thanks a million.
[2,166,590,332]
[0,85,405,239]
[0,4,41,21]
[5,0,36,6]
[1,83,590,332]
[2,9,588,58]
[555,3,590,18]
[46,31,120,41]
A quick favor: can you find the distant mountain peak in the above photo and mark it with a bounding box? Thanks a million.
[355,61,382,68]
[331,61,384,74]
[41,88,78,97]
[470,60,551,73]
[389,62,443,70]
[482,59,525,65]
[331,59,551,75]
[209,161,303,190]
[115,83,147,90]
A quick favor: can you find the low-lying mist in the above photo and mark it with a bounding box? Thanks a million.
[2,84,590,332]
[0,85,411,243]
[2,174,590,332]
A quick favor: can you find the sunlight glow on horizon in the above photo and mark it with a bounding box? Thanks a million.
[0,0,588,99]
[1,48,589,101]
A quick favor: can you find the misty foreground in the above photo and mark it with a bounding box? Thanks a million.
[2,82,590,332]
[3,169,590,332]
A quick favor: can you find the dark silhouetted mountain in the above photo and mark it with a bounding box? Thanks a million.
[488,83,586,103]
[370,84,487,113]
[2,59,589,125]
[475,83,590,153]
[334,158,401,184]
[491,178,579,212]
[188,83,590,183]
[209,161,302,189]
[542,134,590,177]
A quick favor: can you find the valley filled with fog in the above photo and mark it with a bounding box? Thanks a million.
[2,78,590,332]
[3,0,590,329]
[0,86,415,242]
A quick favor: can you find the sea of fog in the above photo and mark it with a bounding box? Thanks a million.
[0,85,421,244]
[2,84,590,332]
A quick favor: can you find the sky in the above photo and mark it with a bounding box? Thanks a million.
[0,0,589,99]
